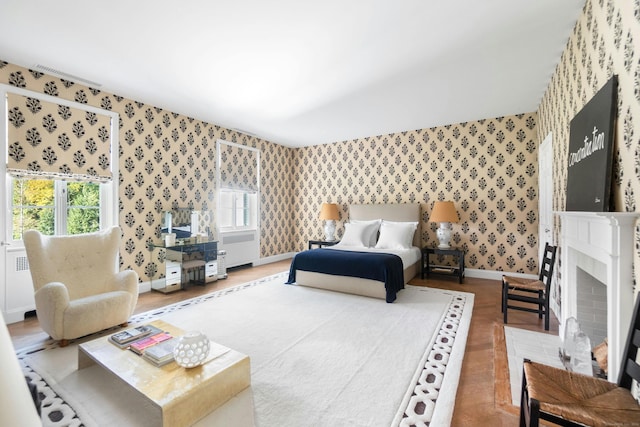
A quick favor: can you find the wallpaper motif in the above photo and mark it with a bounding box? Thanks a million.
[293,114,540,273]
[537,0,640,300]
[0,61,294,284]
[6,92,112,182]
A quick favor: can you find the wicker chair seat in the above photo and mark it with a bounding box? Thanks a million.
[502,276,545,292]
[524,361,640,427]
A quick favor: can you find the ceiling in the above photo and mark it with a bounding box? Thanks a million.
[0,0,585,147]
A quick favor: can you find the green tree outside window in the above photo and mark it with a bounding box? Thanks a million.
[11,178,100,239]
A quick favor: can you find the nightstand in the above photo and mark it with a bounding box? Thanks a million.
[308,239,340,250]
[422,247,465,283]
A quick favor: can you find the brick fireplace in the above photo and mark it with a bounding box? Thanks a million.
[556,212,638,381]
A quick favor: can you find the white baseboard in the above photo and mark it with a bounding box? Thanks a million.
[138,281,152,294]
[413,268,536,283]
[465,268,537,282]
[253,252,295,266]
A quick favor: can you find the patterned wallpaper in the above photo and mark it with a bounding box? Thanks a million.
[537,0,640,298]
[0,60,294,283]
[292,113,540,273]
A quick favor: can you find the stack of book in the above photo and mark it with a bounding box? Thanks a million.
[142,339,177,367]
[108,324,164,349]
[109,324,177,367]
[129,331,173,355]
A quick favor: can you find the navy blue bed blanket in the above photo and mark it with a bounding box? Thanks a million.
[286,249,404,303]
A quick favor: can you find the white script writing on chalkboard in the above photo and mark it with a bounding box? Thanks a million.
[568,126,605,167]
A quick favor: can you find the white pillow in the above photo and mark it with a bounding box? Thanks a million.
[374,220,418,250]
[337,222,370,247]
[350,219,381,247]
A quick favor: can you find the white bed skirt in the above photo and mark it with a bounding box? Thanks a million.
[295,262,418,300]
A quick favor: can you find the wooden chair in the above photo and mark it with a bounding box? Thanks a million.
[519,295,640,426]
[502,243,557,331]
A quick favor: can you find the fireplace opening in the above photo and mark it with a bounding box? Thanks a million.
[576,266,608,349]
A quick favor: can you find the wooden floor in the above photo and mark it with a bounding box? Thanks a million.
[8,259,559,425]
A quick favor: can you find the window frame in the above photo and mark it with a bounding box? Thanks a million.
[0,84,119,245]
[216,139,260,235]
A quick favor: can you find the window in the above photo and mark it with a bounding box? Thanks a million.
[1,85,120,243]
[218,189,257,231]
[216,139,260,234]
[11,177,102,240]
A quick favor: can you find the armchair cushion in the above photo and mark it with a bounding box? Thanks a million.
[62,290,134,340]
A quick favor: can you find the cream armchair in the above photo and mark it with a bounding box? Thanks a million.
[23,226,138,346]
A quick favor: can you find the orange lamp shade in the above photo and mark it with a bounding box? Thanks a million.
[429,201,459,223]
[319,203,339,221]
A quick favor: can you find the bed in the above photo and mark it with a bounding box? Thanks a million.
[287,203,422,302]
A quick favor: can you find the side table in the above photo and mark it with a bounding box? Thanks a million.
[422,247,465,283]
[308,239,340,250]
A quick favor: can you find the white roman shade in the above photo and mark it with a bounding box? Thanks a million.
[6,92,113,182]
[219,141,258,192]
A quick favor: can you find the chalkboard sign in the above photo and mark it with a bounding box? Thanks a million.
[565,75,617,211]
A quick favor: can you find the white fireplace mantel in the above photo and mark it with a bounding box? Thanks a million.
[555,211,639,381]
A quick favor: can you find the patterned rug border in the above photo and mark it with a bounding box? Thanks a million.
[18,274,472,427]
[399,286,471,426]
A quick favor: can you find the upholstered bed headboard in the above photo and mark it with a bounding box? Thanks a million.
[348,203,422,247]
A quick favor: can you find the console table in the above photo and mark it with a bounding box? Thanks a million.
[149,239,218,293]
[422,247,465,283]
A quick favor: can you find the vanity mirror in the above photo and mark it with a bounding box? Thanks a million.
[162,208,193,238]
[162,209,214,239]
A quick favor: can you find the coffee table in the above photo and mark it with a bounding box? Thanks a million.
[78,320,250,426]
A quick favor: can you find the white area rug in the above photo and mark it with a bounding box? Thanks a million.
[504,326,563,406]
[20,272,473,427]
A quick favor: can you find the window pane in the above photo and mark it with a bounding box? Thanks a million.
[219,191,234,228]
[242,193,249,226]
[11,179,55,238]
[234,192,247,227]
[11,178,104,239]
[220,188,255,230]
[235,208,245,226]
[66,182,100,234]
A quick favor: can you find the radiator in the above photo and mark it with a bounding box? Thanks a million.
[219,230,259,269]
[3,248,36,324]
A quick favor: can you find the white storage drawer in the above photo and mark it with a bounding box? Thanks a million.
[151,260,182,293]
[166,261,182,285]
[204,260,218,283]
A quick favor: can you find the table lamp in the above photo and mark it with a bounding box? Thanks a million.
[319,203,339,241]
[429,201,459,248]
